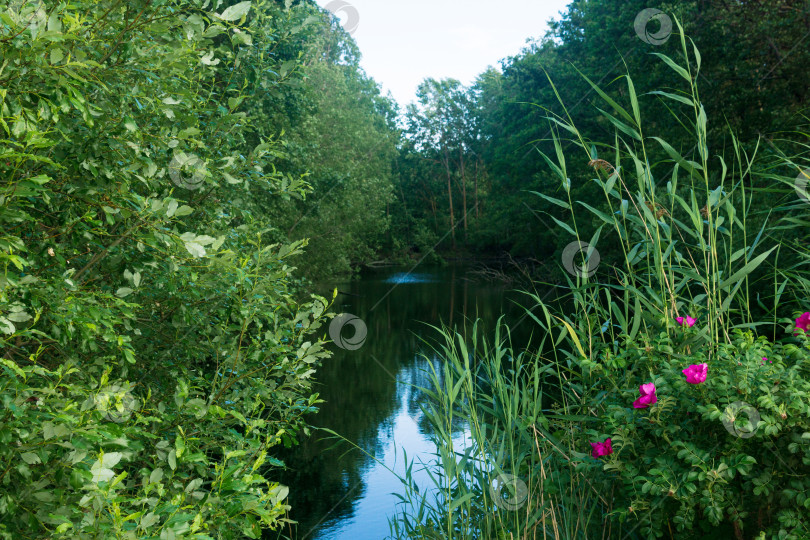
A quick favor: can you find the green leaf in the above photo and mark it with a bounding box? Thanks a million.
[139,512,160,529]
[200,50,220,66]
[91,464,114,483]
[574,67,635,126]
[597,107,641,141]
[174,205,193,217]
[116,287,134,298]
[0,318,15,335]
[529,190,570,210]
[647,90,694,107]
[719,247,777,290]
[536,149,566,183]
[627,76,641,127]
[21,452,41,465]
[101,452,123,468]
[577,201,615,226]
[651,52,691,82]
[218,1,252,21]
[652,137,703,177]
[47,12,62,32]
[150,468,164,484]
[223,172,241,184]
[194,235,216,246]
[6,310,31,323]
[550,215,577,237]
[449,493,475,511]
[184,242,206,258]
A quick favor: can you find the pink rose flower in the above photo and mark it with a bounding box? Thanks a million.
[682,363,708,384]
[676,316,697,328]
[591,438,613,458]
[795,312,810,336]
[633,382,657,409]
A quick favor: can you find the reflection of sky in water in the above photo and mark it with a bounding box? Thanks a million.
[277,265,534,540]
[383,272,437,284]
[311,357,471,540]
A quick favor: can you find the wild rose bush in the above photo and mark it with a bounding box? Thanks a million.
[574,318,810,538]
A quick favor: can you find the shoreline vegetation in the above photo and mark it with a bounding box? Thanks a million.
[387,20,810,539]
[2,0,809,539]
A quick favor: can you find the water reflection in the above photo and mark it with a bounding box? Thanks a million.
[268,265,532,540]
[382,272,437,284]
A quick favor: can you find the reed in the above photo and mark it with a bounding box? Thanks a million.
[388,320,614,539]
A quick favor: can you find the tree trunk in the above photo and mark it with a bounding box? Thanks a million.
[474,158,480,219]
[459,146,468,242]
[443,148,456,248]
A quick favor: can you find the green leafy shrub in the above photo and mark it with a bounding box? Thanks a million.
[576,326,810,538]
[1,357,296,538]
[0,1,336,537]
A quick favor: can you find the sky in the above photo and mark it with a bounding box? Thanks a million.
[315,0,572,107]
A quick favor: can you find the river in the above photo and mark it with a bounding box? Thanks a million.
[268,264,536,540]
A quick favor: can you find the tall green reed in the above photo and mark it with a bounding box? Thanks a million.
[532,17,801,361]
[387,321,617,539]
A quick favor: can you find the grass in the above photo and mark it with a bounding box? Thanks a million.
[387,320,615,539]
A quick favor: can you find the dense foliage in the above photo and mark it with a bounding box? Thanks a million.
[0,0,392,536]
[579,328,810,537]
[392,0,810,274]
[262,13,399,280]
[390,21,810,540]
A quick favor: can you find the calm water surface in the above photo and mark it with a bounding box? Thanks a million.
[269,265,535,540]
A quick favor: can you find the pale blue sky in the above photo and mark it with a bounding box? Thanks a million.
[316,0,571,106]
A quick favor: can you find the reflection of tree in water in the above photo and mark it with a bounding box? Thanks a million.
[403,354,469,437]
[266,265,532,539]
[268,344,400,539]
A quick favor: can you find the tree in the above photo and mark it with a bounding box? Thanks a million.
[0,1,335,536]
[404,78,479,248]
